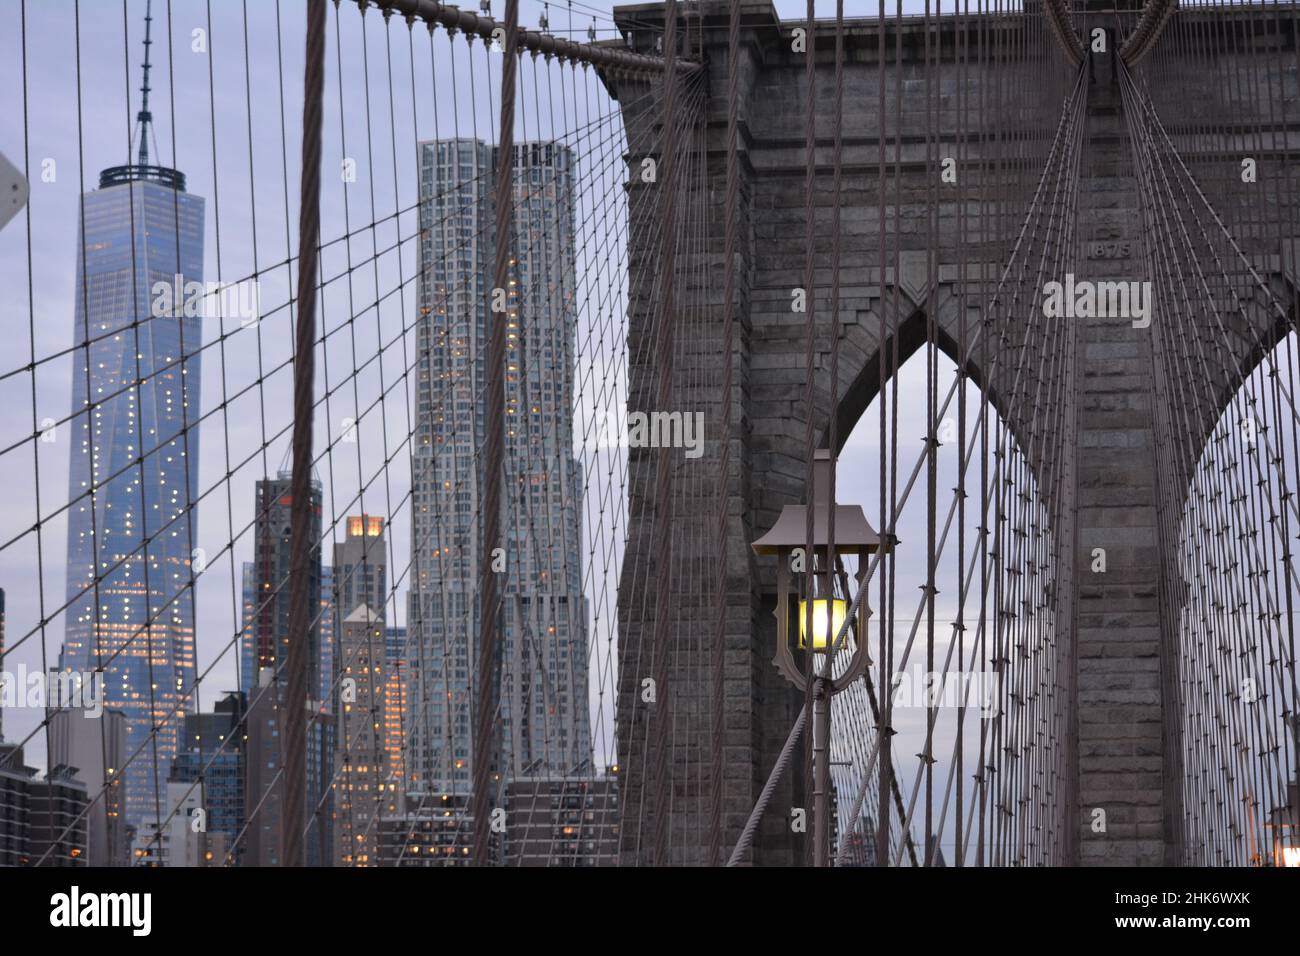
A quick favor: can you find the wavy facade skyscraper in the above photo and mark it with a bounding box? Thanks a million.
[408,139,591,808]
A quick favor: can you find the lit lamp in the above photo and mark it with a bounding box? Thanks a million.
[800,595,847,652]
[751,448,893,866]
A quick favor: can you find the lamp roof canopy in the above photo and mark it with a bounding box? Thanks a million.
[751,449,891,556]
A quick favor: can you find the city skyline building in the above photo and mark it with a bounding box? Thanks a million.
[241,560,336,709]
[505,776,619,867]
[245,474,323,698]
[408,138,591,803]
[320,564,335,707]
[383,625,407,814]
[333,604,385,866]
[169,690,246,866]
[239,562,256,704]
[240,474,329,866]
[57,10,205,831]
[377,793,479,866]
[331,517,389,864]
[130,779,229,867]
[0,742,90,867]
[243,667,281,867]
[47,704,129,867]
[333,515,388,625]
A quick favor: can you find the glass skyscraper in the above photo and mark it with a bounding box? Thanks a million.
[408,139,591,802]
[59,152,204,831]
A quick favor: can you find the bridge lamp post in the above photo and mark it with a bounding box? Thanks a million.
[752,449,891,867]
[1269,717,1300,867]
[1266,785,1300,867]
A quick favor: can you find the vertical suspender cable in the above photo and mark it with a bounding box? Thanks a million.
[799,0,819,870]
[286,0,327,869]
[473,0,519,866]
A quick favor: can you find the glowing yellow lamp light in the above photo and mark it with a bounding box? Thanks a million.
[798,597,847,652]
[1282,846,1300,868]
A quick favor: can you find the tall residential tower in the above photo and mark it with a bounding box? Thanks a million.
[408,140,590,806]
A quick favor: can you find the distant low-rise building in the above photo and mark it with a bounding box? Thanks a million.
[377,794,480,866]
[131,780,230,867]
[170,691,246,865]
[504,776,619,867]
[0,742,89,867]
[373,775,619,867]
[48,704,128,866]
